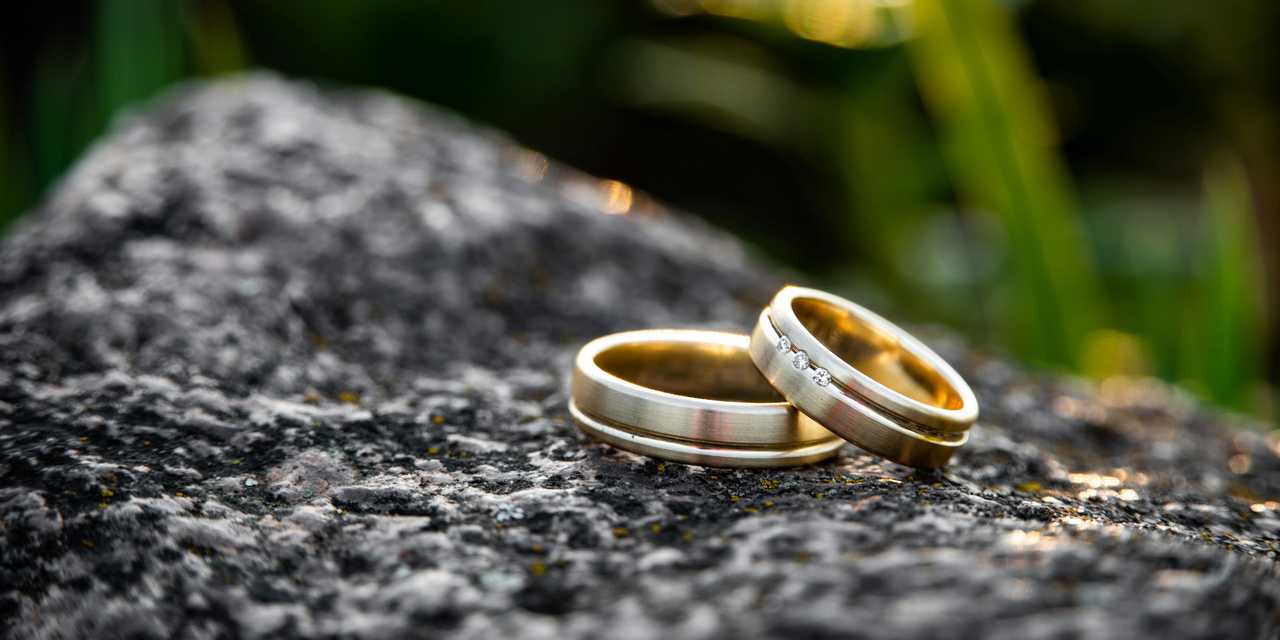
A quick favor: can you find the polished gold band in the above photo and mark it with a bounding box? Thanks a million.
[748,286,978,468]
[570,329,844,467]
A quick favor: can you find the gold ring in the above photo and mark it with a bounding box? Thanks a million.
[571,329,844,467]
[748,286,977,468]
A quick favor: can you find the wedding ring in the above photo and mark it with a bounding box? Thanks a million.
[571,329,844,467]
[748,286,978,468]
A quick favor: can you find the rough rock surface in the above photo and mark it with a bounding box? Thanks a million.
[1,75,1278,640]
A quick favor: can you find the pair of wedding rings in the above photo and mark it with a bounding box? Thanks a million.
[569,286,978,468]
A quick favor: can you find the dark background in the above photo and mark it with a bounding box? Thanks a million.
[2,0,1277,426]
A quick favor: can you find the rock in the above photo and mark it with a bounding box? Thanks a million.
[0,74,1277,639]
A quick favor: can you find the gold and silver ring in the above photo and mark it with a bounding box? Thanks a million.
[569,329,844,467]
[748,286,977,468]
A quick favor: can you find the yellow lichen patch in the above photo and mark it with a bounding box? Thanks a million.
[79,437,89,444]
[681,531,695,542]
[762,500,775,509]
[656,463,666,474]
[427,447,440,455]
[729,495,741,502]
[761,479,780,490]
[432,414,445,425]
[530,562,547,576]
[100,488,114,498]
[1015,482,1042,493]
[303,389,322,404]
[338,391,360,405]
[649,523,662,534]
[1230,483,1263,502]
[599,180,633,215]
[612,527,629,539]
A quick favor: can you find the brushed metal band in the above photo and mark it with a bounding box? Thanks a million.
[569,402,844,468]
[570,329,843,467]
[750,311,966,468]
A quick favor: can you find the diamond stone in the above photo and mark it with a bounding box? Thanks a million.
[776,335,792,353]
[791,351,810,370]
[812,367,831,387]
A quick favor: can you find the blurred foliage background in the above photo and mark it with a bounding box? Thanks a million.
[1,0,1276,426]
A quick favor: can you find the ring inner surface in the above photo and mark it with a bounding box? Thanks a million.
[594,340,784,403]
[792,298,962,409]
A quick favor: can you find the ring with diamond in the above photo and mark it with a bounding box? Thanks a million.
[748,286,978,468]
[570,329,844,467]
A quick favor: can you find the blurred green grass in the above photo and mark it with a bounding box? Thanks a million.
[1191,154,1268,412]
[909,0,1105,368]
[0,0,1274,426]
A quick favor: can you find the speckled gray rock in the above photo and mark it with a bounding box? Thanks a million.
[1,75,1278,640]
